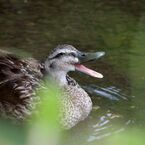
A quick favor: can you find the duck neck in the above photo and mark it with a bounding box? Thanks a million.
[48,70,68,86]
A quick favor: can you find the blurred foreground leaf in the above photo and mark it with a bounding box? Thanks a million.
[27,80,62,145]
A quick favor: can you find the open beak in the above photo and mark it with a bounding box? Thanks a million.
[75,51,105,78]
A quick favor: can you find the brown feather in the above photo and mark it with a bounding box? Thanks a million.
[0,52,43,120]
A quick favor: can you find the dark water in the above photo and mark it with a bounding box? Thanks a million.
[0,0,145,145]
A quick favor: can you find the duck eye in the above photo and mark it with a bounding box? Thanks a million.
[70,52,76,57]
[53,52,65,59]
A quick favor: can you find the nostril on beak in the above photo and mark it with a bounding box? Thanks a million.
[81,53,86,57]
[77,51,105,63]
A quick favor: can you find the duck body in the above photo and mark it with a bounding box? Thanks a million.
[60,76,92,129]
[0,45,104,129]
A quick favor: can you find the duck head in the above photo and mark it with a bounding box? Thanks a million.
[45,44,105,85]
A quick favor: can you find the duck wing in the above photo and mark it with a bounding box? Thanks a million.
[0,52,43,120]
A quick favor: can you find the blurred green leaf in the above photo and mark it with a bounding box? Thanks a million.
[27,80,62,145]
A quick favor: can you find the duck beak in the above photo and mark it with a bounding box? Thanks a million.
[75,51,105,78]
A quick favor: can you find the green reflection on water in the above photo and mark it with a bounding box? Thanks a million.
[130,15,145,127]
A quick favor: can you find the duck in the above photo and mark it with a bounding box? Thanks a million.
[0,44,105,129]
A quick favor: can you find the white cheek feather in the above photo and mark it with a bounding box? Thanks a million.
[62,56,78,64]
[74,57,79,63]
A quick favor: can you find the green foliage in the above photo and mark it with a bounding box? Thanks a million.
[27,80,62,145]
[31,80,60,127]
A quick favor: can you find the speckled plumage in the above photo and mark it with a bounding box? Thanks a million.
[60,76,92,129]
[0,45,102,129]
